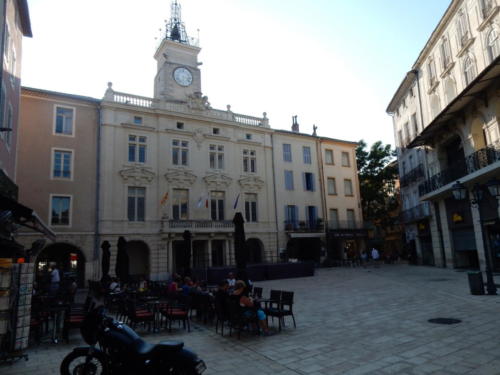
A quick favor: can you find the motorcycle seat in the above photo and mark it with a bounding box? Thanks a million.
[135,340,184,358]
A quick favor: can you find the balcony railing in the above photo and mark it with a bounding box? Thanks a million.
[400,202,431,224]
[105,90,269,128]
[327,220,366,230]
[419,146,500,196]
[167,220,233,231]
[400,164,425,187]
[284,220,324,232]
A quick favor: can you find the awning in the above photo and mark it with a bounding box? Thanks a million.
[408,55,500,148]
[0,195,56,241]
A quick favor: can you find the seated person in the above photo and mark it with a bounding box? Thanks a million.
[138,277,148,292]
[227,272,236,289]
[232,280,272,336]
[109,277,121,293]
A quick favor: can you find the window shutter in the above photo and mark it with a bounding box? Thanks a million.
[302,172,306,191]
[311,173,315,191]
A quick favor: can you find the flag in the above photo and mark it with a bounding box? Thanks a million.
[233,193,240,209]
[160,192,169,205]
[205,197,209,208]
[197,196,203,208]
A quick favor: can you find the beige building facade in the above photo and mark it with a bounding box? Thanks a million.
[388,0,500,274]
[16,88,100,285]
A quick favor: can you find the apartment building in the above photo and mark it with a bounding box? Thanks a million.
[0,0,31,198]
[387,0,500,272]
[16,88,100,285]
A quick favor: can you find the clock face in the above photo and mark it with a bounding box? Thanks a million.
[173,67,193,87]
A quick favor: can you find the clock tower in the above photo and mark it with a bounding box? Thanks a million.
[154,0,201,102]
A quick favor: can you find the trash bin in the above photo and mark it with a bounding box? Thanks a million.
[467,271,485,295]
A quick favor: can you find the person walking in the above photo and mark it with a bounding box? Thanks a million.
[371,248,380,267]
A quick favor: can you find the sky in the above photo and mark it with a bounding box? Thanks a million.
[22,0,451,148]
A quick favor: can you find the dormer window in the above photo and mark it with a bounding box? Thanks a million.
[133,116,143,125]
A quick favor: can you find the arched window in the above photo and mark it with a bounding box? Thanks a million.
[487,28,499,63]
[463,55,476,85]
[430,94,441,118]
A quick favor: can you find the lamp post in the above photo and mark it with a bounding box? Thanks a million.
[452,179,500,295]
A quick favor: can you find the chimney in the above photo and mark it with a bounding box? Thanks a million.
[291,115,299,132]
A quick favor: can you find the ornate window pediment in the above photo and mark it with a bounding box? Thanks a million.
[119,166,155,185]
[238,176,265,192]
[203,172,232,189]
[164,169,197,188]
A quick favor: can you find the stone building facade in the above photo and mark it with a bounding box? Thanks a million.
[15,1,363,281]
[387,0,500,272]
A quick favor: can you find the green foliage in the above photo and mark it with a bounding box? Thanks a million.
[356,140,398,224]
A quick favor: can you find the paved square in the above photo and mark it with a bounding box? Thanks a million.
[2,265,500,374]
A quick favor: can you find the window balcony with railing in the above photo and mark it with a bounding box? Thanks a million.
[400,202,431,224]
[419,146,500,196]
[165,219,234,232]
[400,164,425,187]
[284,219,324,232]
[327,220,366,230]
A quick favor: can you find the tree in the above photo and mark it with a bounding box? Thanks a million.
[356,140,398,225]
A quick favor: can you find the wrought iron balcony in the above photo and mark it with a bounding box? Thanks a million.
[327,220,366,230]
[166,220,234,232]
[400,164,425,187]
[400,202,431,224]
[284,219,325,232]
[419,146,500,196]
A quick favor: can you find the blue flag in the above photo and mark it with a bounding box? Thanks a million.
[233,193,240,209]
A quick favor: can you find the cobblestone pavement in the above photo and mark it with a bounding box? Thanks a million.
[2,264,500,375]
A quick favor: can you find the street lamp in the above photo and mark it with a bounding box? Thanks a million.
[452,179,500,295]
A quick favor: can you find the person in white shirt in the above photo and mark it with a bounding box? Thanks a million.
[50,265,60,295]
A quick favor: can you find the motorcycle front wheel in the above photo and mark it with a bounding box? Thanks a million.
[60,349,109,375]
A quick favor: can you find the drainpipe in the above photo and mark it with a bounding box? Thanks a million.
[93,105,102,280]
[270,133,280,262]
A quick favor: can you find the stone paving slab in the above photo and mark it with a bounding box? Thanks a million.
[2,265,500,374]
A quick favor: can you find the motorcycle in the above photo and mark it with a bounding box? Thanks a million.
[60,307,206,375]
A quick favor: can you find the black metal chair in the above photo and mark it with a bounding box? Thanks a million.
[265,290,296,331]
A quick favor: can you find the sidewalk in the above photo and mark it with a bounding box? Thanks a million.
[2,265,500,374]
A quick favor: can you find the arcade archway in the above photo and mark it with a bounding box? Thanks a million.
[36,242,86,288]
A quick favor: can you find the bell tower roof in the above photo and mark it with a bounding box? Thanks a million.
[165,0,193,46]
